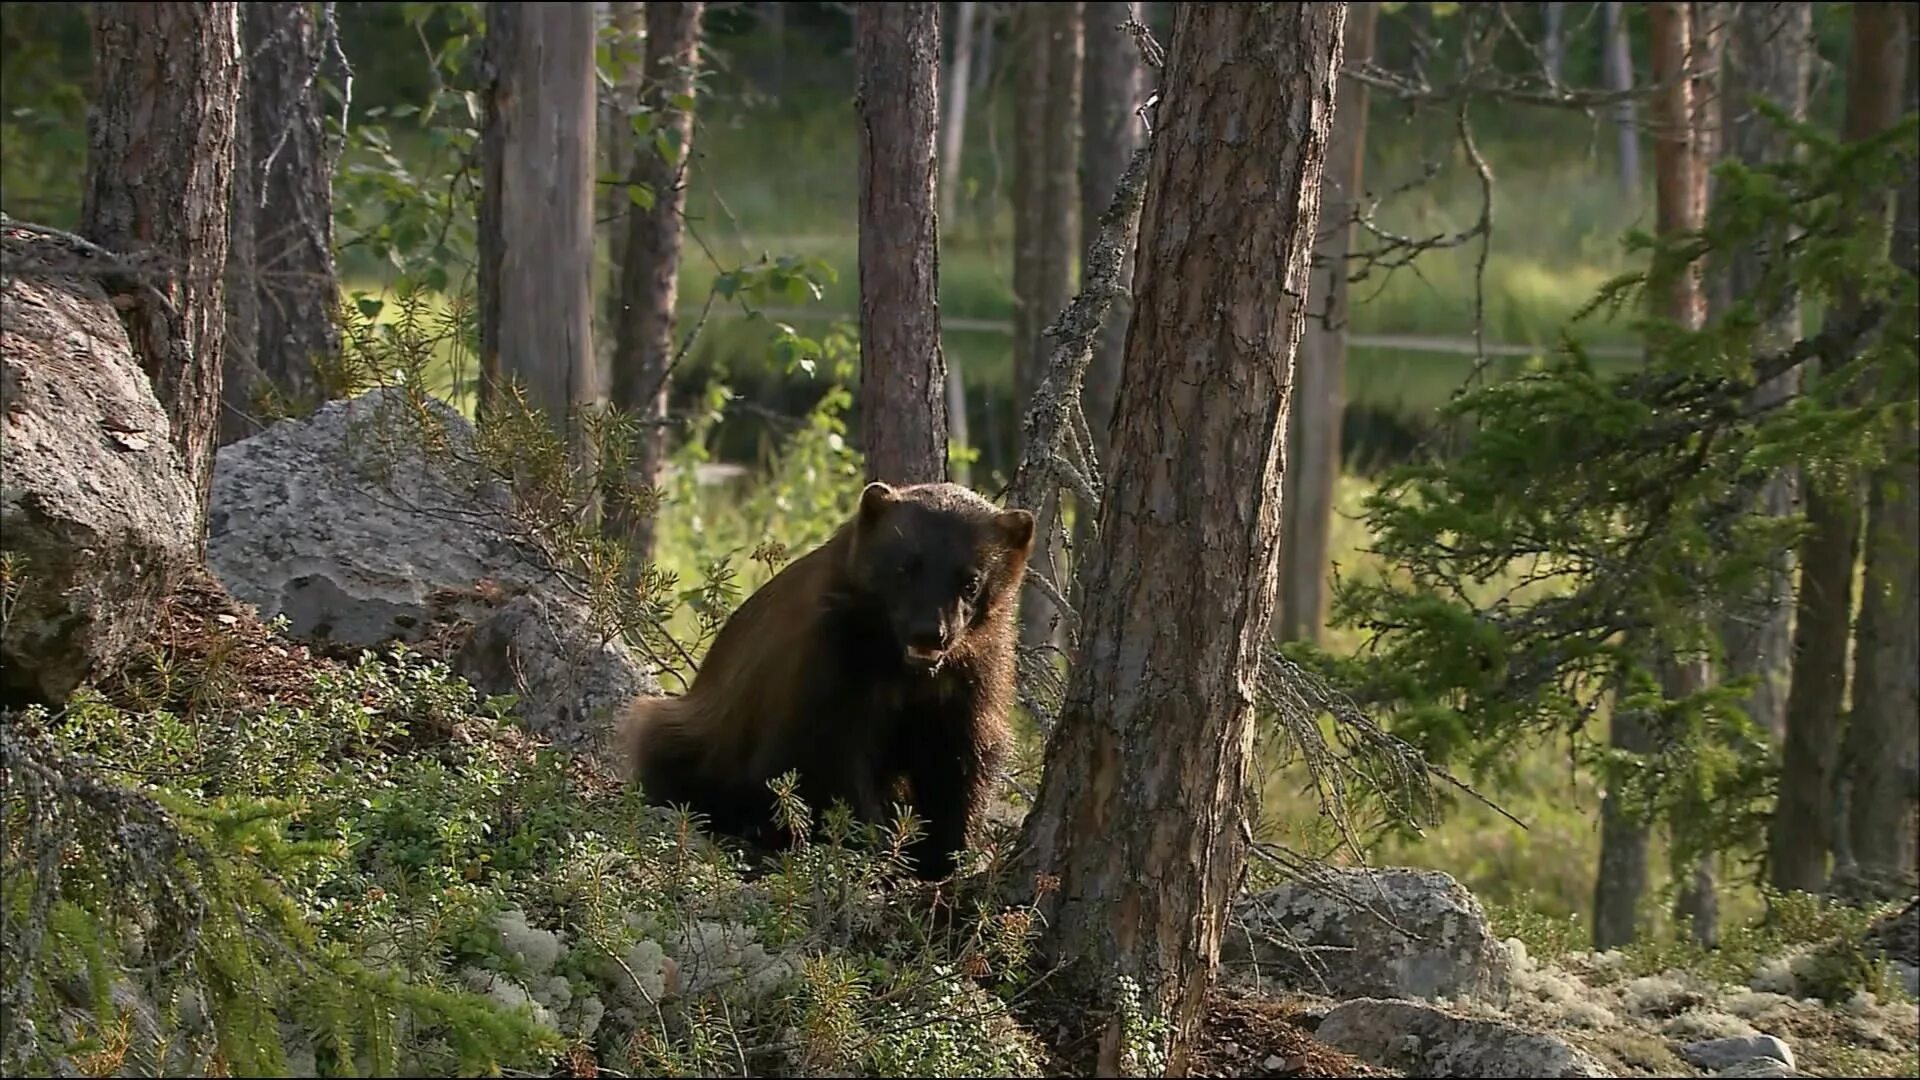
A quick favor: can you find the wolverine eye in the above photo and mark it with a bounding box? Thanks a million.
[960,570,984,595]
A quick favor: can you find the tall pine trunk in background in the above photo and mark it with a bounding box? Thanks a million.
[1603,1,1641,201]
[608,1,703,559]
[1276,0,1376,646]
[855,2,948,486]
[1836,22,1920,895]
[1019,5,1343,1074]
[1710,0,1811,745]
[1594,0,1706,952]
[222,1,342,446]
[940,0,978,485]
[1077,0,1144,470]
[480,2,600,461]
[1770,1,1909,897]
[600,2,644,344]
[1019,0,1083,652]
[82,2,242,540]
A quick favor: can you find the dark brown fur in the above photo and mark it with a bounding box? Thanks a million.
[621,481,1035,880]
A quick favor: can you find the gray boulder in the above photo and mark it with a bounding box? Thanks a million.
[206,387,552,648]
[1223,866,1512,1004]
[1711,1060,1811,1079]
[0,232,200,702]
[450,586,657,763]
[1314,998,1612,1079]
[1680,1035,1795,1073]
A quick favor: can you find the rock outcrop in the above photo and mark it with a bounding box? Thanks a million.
[1223,867,1512,1005]
[0,229,200,702]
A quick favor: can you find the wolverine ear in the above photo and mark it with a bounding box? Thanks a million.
[993,508,1037,556]
[859,481,898,529]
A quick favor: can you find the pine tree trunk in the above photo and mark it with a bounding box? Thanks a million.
[607,1,702,557]
[1277,0,1376,646]
[221,1,342,446]
[1595,0,1706,951]
[1770,1,1909,897]
[856,2,948,486]
[1011,5,1050,436]
[1838,25,1920,893]
[1603,1,1642,201]
[1018,6,1344,1074]
[1710,1,1811,745]
[82,2,243,540]
[1019,0,1083,652]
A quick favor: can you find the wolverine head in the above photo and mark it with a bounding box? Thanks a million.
[847,481,1036,671]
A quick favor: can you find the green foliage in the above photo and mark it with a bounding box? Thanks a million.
[1306,107,1920,876]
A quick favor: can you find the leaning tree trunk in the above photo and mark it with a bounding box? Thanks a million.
[1019,0,1083,652]
[856,1,948,486]
[82,2,243,539]
[221,1,342,446]
[1018,5,1344,1075]
[1276,0,1377,646]
[480,1,600,451]
[1837,25,1920,892]
[1769,0,1909,897]
[1595,0,1706,952]
[608,1,702,557]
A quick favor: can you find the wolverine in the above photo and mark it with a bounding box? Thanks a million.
[621,481,1036,881]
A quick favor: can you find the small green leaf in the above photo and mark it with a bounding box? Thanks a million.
[670,92,696,112]
[356,297,386,319]
[626,183,655,210]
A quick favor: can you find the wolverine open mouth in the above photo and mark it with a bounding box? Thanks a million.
[904,645,945,669]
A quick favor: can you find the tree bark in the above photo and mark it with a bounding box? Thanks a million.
[1710,1,1812,743]
[1018,6,1344,1074]
[1769,0,1909,897]
[1595,0,1707,952]
[1011,5,1050,436]
[1277,0,1377,646]
[1837,23,1919,892]
[607,1,701,557]
[221,1,342,446]
[1603,1,1642,201]
[856,2,948,486]
[480,1,601,450]
[82,2,242,539]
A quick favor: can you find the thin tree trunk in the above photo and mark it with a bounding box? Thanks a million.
[82,2,243,540]
[608,1,702,557]
[480,2,601,435]
[940,0,977,224]
[1078,0,1144,472]
[1544,1,1565,83]
[1277,0,1376,646]
[1603,1,1642,200]
[1770,0,1909,897]
[1595,0,1706,952]
[856,2,947,486]
[941,0,978,486]
[600,2,644,343]
[1011,5,1050,441]
[1710,1,1811,742]
[222,1,342,446]
[1020,1,1083,652]
[1838,23,1919,894]
[1019,5,1344,1074]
